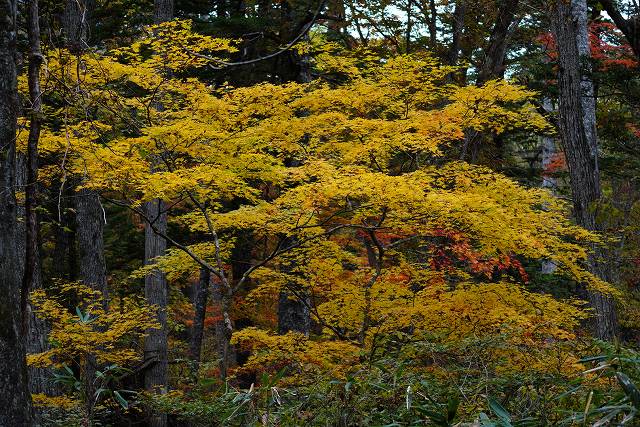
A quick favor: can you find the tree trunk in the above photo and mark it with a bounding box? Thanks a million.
[229,0,245,18]
[23,0,44,332]
[76,188,109,420]
[154,0,174,23]
[189,267,209,371]
[25,254,53,400]
[540,98,559,274]
[143,199,168,427]
[63,1,108,417]
[143,5,173,426]
[327,0,345,33]
[63,0,93,52]
[476,0,519,85]
[24,0,57,407]
[447,1,466,66]
[599,0,640,60]
[16,153,27,279]
[428,0,437,47]
[550,0,617,340]
[51,185,77,283]
[215,0,227,18]
[277,291,311,335]
[276,239,310,336]
[212,279,235,380]
[406,0,413,53]
[0,0,33,423]
[76,188,108,307]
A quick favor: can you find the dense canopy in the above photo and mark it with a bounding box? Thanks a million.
[1,0,640,426]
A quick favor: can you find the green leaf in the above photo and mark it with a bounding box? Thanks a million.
[447,395,460,423]
[488,398,512,427]
[94,387,108,401]
[479,412,497,427]
[616,372,640,409]
[269,367,287,386]
[113,390,129,409]
[75,307,88,322]
[420,409,447,426]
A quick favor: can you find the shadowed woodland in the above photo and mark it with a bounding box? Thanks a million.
[2,0,640,425]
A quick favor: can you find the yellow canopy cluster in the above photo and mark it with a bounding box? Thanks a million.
[29,21,614,381]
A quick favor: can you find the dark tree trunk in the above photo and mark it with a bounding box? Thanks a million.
[276,238,310,336]
[272,3,317,329]
[447,0,466,66]
[48,16,79,284]
[0,0,33,424]
[51,185,77,282]
[144,199,168,427]
[476,0,519,85]
[63,0,93,52]
[16,153,27,278]
[599,0,640,60]
[189,268,209,370]
[212,279,235,379]
[63,1,107,416]
[24,0,56,406]
[143,5,173,426]
[76,188,109,419]
[76,188,108,306]
[274,1,310,82]
[154,0,174,23]
[550,0,618,340]
[297,34,313,84]
[25,252,53,400]
[143,6,172,425]
[428,0,437,47]
[406,0,413,53]
[229,0,245,18]
[20,177,56,405]
[277,292,311,335]
[23,0,44,331]
[215,0,227,18]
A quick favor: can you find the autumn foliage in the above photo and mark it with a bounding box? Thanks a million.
[16,18,624,423]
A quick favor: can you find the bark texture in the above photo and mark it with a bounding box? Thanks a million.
[153,0,174,23]
[23,0,44,329]
[25,0,56,404]
[276,239,310,336]
[463,0,520,164]
[550,0,617,340]
[427,0,438,46]
[277,292,311,335]
[476,0,520,85]
[327,0,346,33]
[189,267,209,369]
[76,188,109,419]
[144,198,169,427]
[447,0,466,66]
[143,5,173,426]
[76,188,109,306]
[63,1,107,415]
[52,186,77,282]
[0,0,33,423]
[63,0,93,52]
[143,5,173,425]
[540,99,559,275]
[212,279,235,379]
[599,0,640,59]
